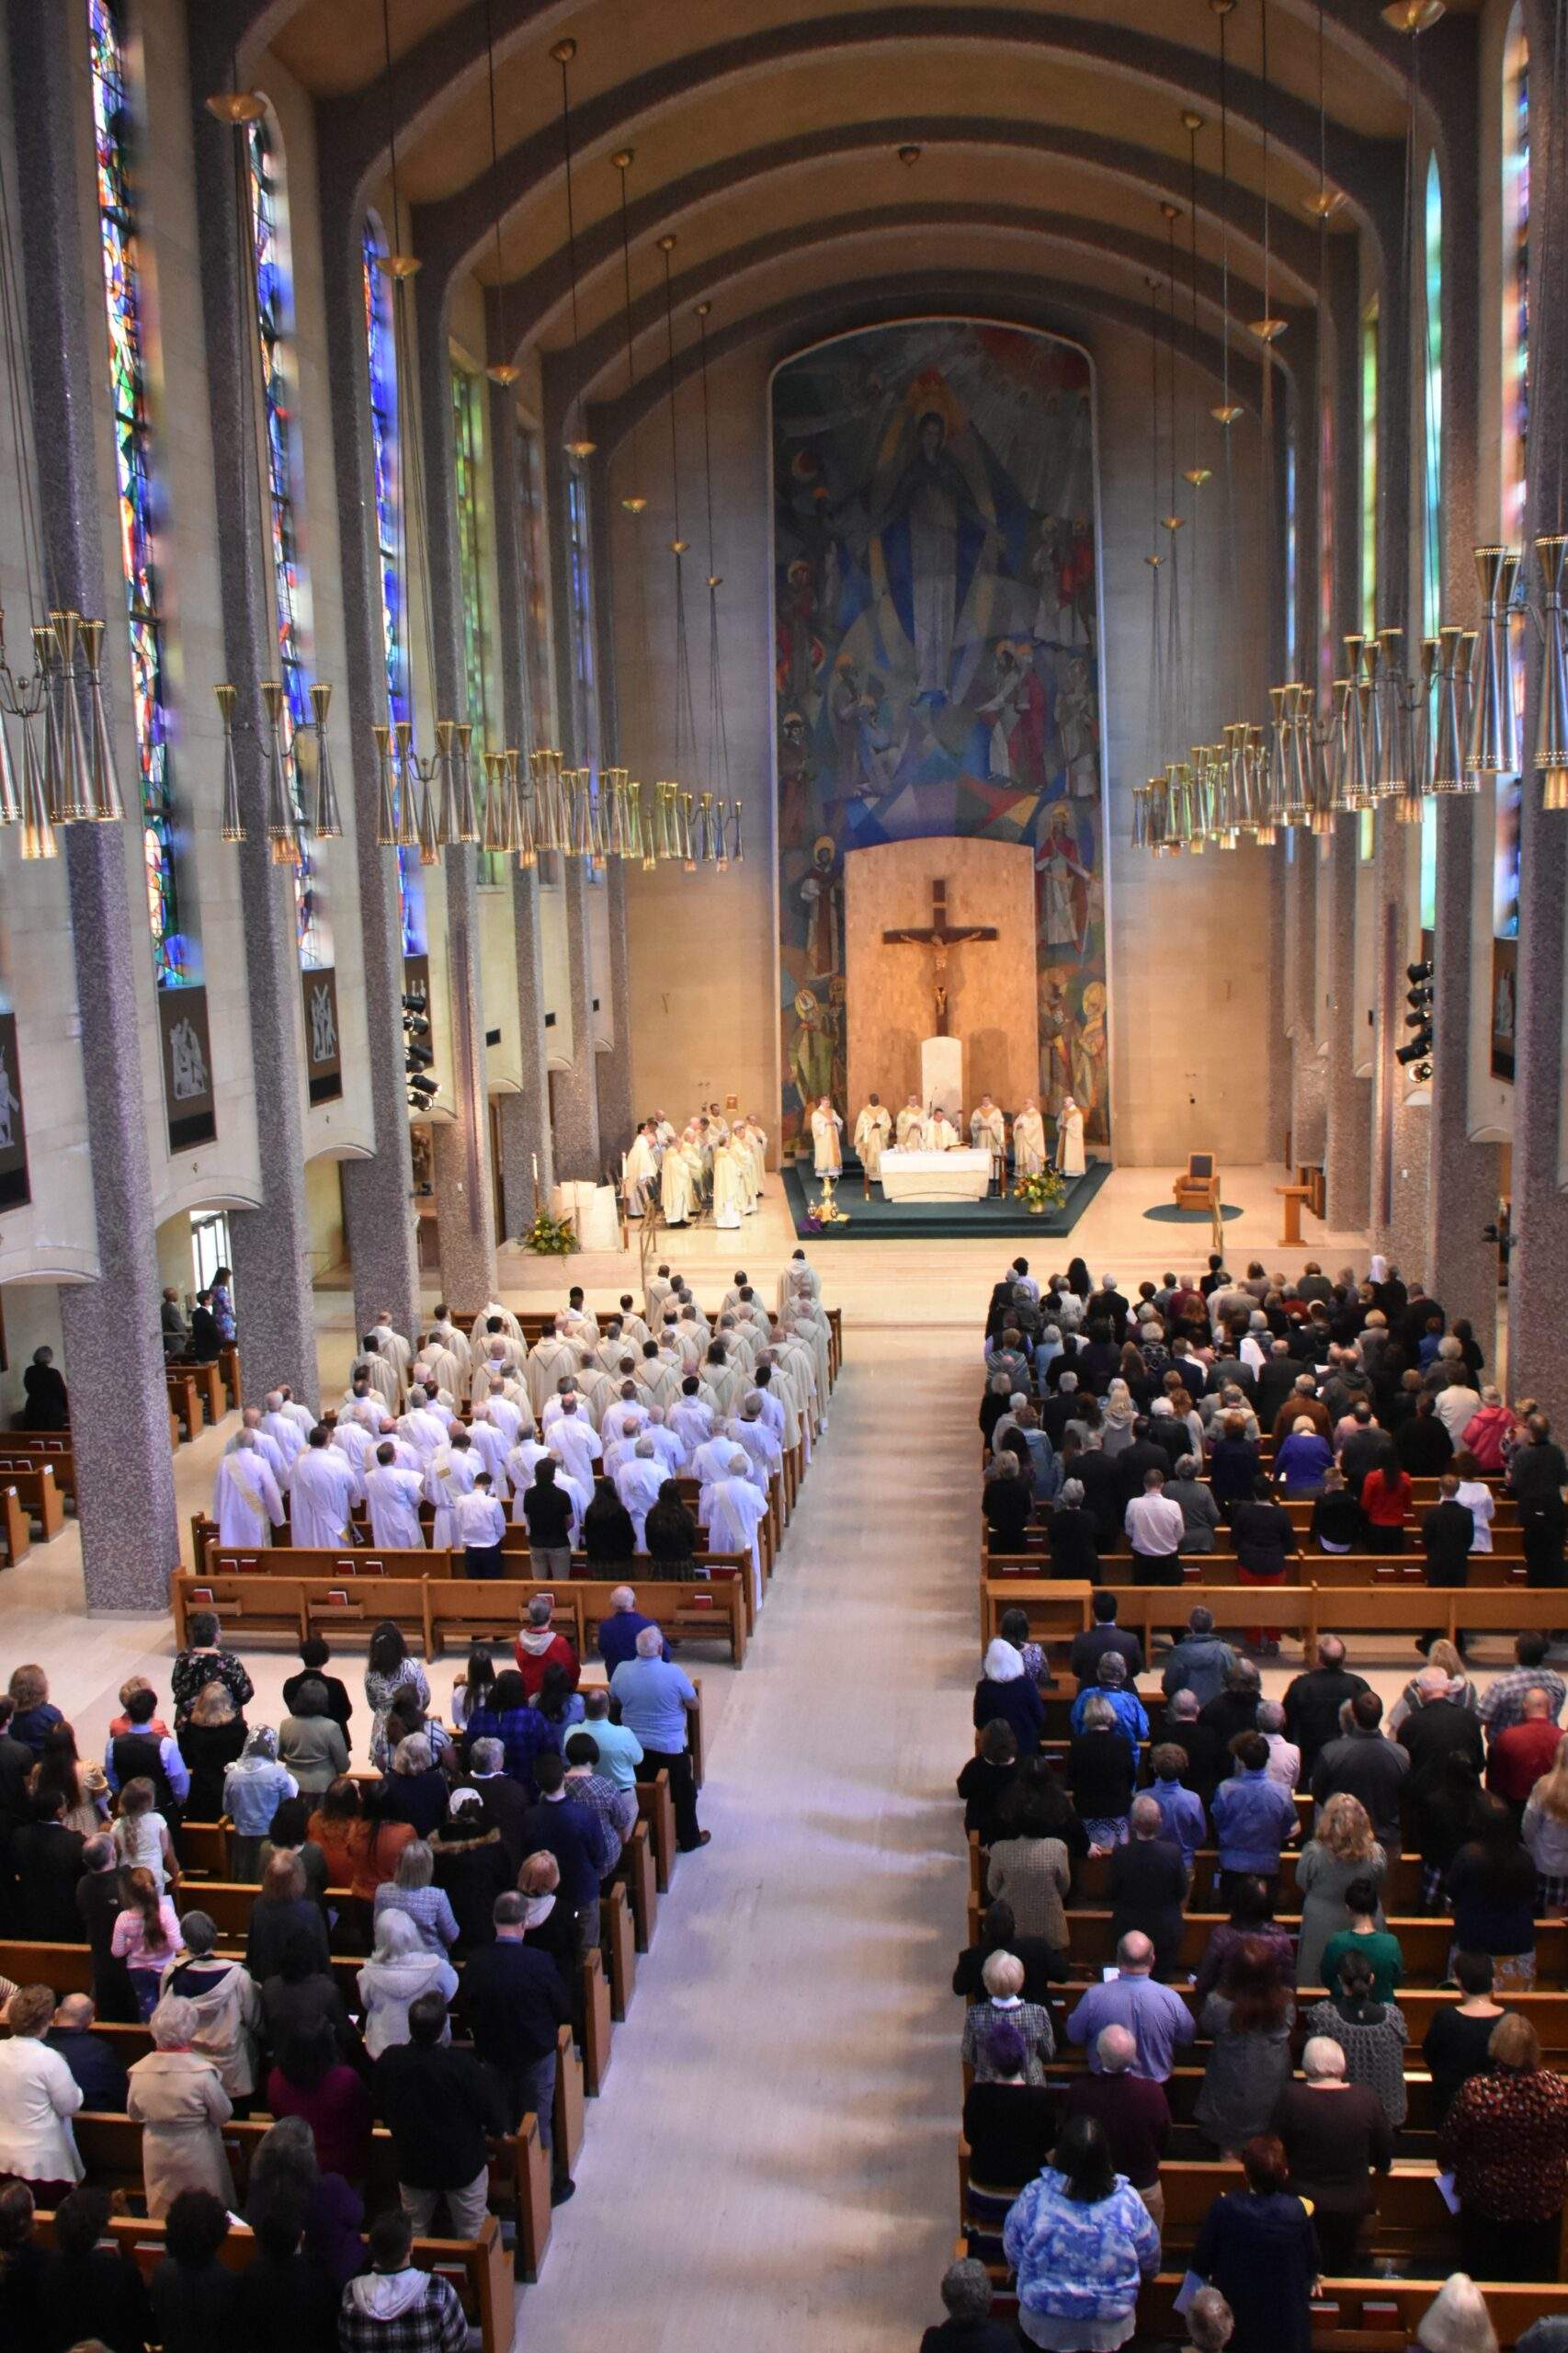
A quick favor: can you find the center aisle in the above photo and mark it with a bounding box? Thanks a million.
[518,1306,977,2350]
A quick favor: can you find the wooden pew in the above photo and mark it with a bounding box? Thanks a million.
[166,1366,201,1441]
[1027,1906,1568,1981]
[981,1575,1568,1655]
[1131,2275,1568,2351]
[0,1481,29,1563]
[1032,1982,1568,2058]
[0,1456,65,1539]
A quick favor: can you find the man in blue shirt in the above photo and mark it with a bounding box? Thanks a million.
[1069,1653,1149,1757]
[515,1753,618,1955]
[610,1627,710,1851]
[596,1586,671,1675]
[1066,1933,1196,2082]
[1210,1730,1299,1896]
[578,1689,643,1791]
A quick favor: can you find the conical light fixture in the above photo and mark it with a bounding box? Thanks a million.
[1535,537,1568,809]
[1467,547,1520,775]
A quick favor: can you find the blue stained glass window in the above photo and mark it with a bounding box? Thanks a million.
[362,217,423,953]
[1495,8,1528,943]
[87,0,189,989]
[247,109,329,966]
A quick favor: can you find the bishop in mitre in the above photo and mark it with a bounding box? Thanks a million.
[811,1094,844,1176]
[970,1095,1006,1192]
[854,1094,892,1191]
[1055,1094,1086,1177]
[660,1126,699,1226]
[895,1094,925,1147]
[622,1120,661,1215]
[924,1103,960,1150]
[1013,1095,1047,1178]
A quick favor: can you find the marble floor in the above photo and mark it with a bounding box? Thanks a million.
[0,1161,1493,2349]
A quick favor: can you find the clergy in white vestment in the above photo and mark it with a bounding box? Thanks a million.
[289,1428,359,1548]
[426,1429,479,1548]
[689,1431,738,1490]
[633,1352,681,1414]
[352,1347,402,1411]
[467,1408,511,1491]
[339,1381,386,1432]
[550,1397,603,1489]
[370,1315,413,1386]
[429,1310,472,1378]
[407,1365,459,1419]
[971,1097,1007,1185]
[1055,1095,1086,1176]
[278,1389,314,1432]
[213,1436,285,1548]
[854,1096,892,1181]
[261,1394,307,1479]
[420,1340,464,1400]
[1013,1097,1048,1178]
[622,1121,662,1214]
[601,1386,648,1448]
[478,1300,525,1344]
[786,1249,822,1301]
[645,1267,676,1322]
[398,1390,449,1466]
[702,1347,744,1419]
[613,1438,665,1549]
[594,1324,630,1374]
[703,1451,768,1608]
[550,1458,590,1544]
[711,1138,748,1231]
[615,1299,652,1345]
[506,1437,551,1514]
[810,1096,844,1176]
[642,1408,685,1475]
[525,1332,580,1416]
[739,1115,768,1196]
[923,1107,960,1150]
[483,1383,528,1449]
[669,1386,714,1457]
[895,1095,925,1148]
[363,1446,428,1549]
[731,1395,784,1483]
[752,1370,788,1445]
[660,1132,698,1225]
[653,1110,676,1150]
[225,1405,289,1485]
[332,1418,378,1482]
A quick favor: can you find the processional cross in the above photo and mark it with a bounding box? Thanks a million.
[882,878,999,1037]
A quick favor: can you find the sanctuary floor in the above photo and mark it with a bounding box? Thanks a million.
[0,1162,1497,2349]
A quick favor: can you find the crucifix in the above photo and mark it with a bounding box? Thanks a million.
[882,878,999,1037]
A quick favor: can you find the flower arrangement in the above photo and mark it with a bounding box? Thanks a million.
[522,1204,578,1256]
[1015,1167,1068,1214]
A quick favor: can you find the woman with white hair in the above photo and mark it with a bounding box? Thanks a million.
[1268,2034,1394,2273]
[356,1906,458,2058]
[959,1949,1054,2083]
[126,1993,235,2215]
[1048,1478,1100,1581]
[1415,2276,1498,2353]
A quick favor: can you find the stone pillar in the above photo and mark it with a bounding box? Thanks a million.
[1507,1,1568,1412]
[186,20,318,1404]
[540,369,600,1182]
[488,378,554,1233]
[314,151,420,1345]
[1287,846,1327,1162]
[8,0,180,1605]
[413,278,498,1310]
[594,856,636,1154]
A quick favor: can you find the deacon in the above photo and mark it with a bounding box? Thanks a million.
[1055,1093,1086,1177]
[895,1093,925,1148]
[1013,1095,1048,1179]
[613,1435,665,1549]
[212,1431,286,1548]
[810,1094,844,1176]
[971,1094,1007,1193]
[363,1441,427,1550]
[289,1426,359,1548]
[854,1094,892,1193]
[924,1101,960,1150]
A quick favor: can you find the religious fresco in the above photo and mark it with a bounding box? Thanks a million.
[770,322,1108,1161]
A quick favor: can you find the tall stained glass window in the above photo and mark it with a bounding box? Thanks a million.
[1285,432,1298,681]
[88,0,189,988]
[516,415,554,753]
[1317,380,1335,700]
[1496,6,1528,942]
[451,364,490,741]
[565,460,600,782]
[247,109,328,966]
[362,218,423,954]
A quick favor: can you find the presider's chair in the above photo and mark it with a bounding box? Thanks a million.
[1172,1153,1220,1214]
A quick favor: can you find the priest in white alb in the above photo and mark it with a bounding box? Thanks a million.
[895,1093,925,1147]
[289,1427,359,1548]
[1013,1095,1047,1178]
[970,1095,1007,1191]
[212,1433,286,1548]
[363,1442,428,1549]
[924,1103,960,1150]
[1055,1094,1086,1176]
[613,1435,665,1548]
[622,1120,661,1215]
[854,1095,892,1190]
[810,1095,844,1176]
[660,1127,698,1225]
[703,1448,769,1608]
[712,1135,748,1231]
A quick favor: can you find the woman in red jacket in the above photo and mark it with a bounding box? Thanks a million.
[1361,1451,1412,1553]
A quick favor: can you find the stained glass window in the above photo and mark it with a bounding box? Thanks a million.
[1318,381,1334,700]
[452,364,490,741]
[1496,7,1528,943]
[516,415,554,754]
[1284,432,1298,681]
[247,109,328,967]
[88,0,189,989]
[566,461,600,779]
[362,217,423,954]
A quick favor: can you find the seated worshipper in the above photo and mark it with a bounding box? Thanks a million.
[1148,1743,1208,1870]
[1422,1950,1510,2120]
[1304,1948,1409,2129]
[985,1789,1073,1970]
[1069,1653,1149,1755]
[128,1995,236,2217]
[426,1788,511,1956]
[1188,2133,1318,2353]
[1211,1732,1300,1897]
[1274,1416,1335,1495]
[1269,2034,1394,2272]
[278,1677,350,1799]
[158,1909,262,2106]
[953,1896,1063,2004]
[514,1595,581,1701]
[1067,1931,1197,2081]
[1487,1685,1565,1813]
[372,1839,459,1957]
[460,1890,575,2203]
[1311,1467,1366,1553]
[1446,1795,1540,1990]
[1195,1943,1296,2154]
[1438,2013,1568,2282]
[1068,1695,1137,1849]
[1194,1875,1296,1999]
[1001,2112,1161,2353]
[919,2256,1023,2353]
[1163,1608,1237,1711]
[959,1720,1020,1845]
[0,1981,85,2199]
[1106,1795,1188,1980]
[960,2020,1059,2191]
[583,1476,637,1569]
[1230,1477,1298,1652]
[45,1990,129,2112]
[973,1635,1046,1755]
[246,1852,331,1984]
[1317,1874,1405,2001]
[1523,1739,1568,1910]
[1295,1792,1387,1990]
[960,1950,1055,2083]
[358,1908,458,2060]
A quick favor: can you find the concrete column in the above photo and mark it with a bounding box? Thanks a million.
[540,369,600,1181]
[8,0,180,1605]
[1287,846,1327,1161]
[186,18,317,1404]
[413,276,498,1309]
[1320,240,1371,1231]
[488,378,554,1232]
[587,455,636,1156]
[314,145,420,1345]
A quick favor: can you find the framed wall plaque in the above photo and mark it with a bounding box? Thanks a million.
[302,966,343,1106]
[160,984,218,1153]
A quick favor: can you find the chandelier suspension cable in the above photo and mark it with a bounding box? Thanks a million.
[696,300,733,834]
[614,152,645,506]
[1183,112,1210,746]
[554,40,594,460]
[1163,206,1187,763]
[481,0,520,386]
[1210,1,1241,729]
[659,234,701,846]
[1146,278,1166,788]
[0,112,48,629]
[612,149,653,858]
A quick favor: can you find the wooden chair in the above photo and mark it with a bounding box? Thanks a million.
[1172,1153,1221,1212]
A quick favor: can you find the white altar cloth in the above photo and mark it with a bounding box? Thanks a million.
[879,1146,992,1202]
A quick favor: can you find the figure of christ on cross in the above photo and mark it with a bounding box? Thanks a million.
[881,879,999,1037]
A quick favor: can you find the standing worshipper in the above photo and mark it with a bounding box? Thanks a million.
[288,1428,359,1549]
[211,1436,285,1549]
[811,1095,844,1176]
[1055,1095,1086,1176]
[453,1477,507,1580]
[704,1449,768,1605]
[363,1443,427,1550]
[21,1346,68,1430]
[971,1097,1007,1194]
[854,1095,892,1191]
[1013,1096,1047,1179]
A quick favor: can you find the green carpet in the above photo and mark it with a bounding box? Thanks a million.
[1142,1201,1244,1223]
[780,1158,1112,1240]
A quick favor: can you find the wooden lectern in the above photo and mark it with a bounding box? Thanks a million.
[1276,1181,1313,1247]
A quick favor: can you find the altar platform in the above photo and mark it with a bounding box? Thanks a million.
[781,1156,1111,1240]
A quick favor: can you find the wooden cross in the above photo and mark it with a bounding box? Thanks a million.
[881,878,999,1037]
